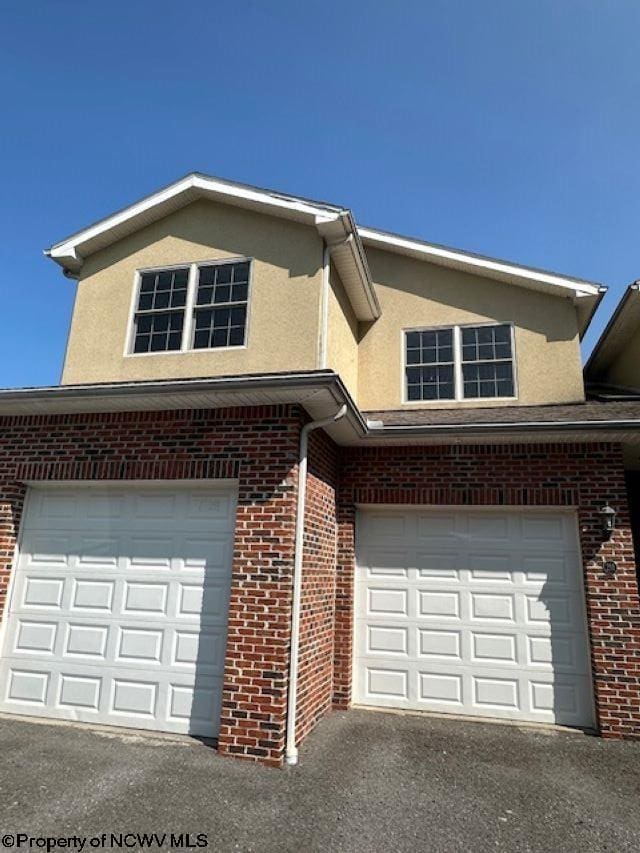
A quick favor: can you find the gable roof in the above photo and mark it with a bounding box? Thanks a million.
[585,282,640,382]
[45,173,381,323]
[1,371,639,451]
[45,172,605,334]
[358,226,605,338]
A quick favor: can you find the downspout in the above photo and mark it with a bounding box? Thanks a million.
[286,404,347,765]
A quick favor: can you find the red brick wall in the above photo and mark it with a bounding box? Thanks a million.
[1,411,639,763]
[335,442,640,739]
[0,405,303,767]
[295,429,339,744]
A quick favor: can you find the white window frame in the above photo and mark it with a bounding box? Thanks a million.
[401,321,518,405]
[124,257,253,357]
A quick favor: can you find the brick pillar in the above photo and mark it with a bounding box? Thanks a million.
[578,451,640,739]
[217,467,300,767]
[0,483,27,619]
[294,430,339,744]
[333,501,355,709]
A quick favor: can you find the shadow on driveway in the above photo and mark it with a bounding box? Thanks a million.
[1,710,639,852]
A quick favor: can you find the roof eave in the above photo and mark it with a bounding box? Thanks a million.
[1,373,640,448]
[358,225,604,321]
[316,211,380,321]
[367,419,640,437]
[575,286,608,341]
[45,173,379,322]
[0,371,368,445]
[584,282,640,377]
[46,173,344,261]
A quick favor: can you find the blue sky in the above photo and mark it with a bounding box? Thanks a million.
[1,0,639,387]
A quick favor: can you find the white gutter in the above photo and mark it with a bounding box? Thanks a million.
[286,404,347,766]
[47,173,344,271]
[366,417,640,434]
[357,226,602,297]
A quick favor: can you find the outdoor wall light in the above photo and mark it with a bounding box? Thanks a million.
[598,503,616,535]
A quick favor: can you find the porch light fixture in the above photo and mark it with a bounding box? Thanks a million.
[598,503,616,535]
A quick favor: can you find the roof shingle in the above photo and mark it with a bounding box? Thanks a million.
[364,399,640,428]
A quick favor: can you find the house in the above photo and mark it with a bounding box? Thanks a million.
[584,281,640,579]
[0,173,639,769]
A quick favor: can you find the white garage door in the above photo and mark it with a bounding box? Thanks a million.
[0,483,236,737]
[354,509,594,727]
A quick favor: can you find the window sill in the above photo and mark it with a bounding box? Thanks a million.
[401,396,518,406]
[124,345,248,358]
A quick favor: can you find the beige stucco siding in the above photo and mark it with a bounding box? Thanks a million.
[325,263,359,399]
[61,199,324,385]
[358,247,585,411]
[604,337,640,391]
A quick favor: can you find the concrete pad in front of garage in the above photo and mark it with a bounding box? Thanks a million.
[0,710,639,853]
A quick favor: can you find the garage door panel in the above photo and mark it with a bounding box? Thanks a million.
[366,625,409,656]
[65,623,110,659]
[167,677,221,731]
[528,676,592,722]
[526,633,591,674]
[71,578,115,612]
[416,551,462,580]
[419,627,462,659]
[111,677,158,718]
[472,674,520,711]
[466,513,511,542]
[4,665,51,707]
[470,591,515,622]
[76,540,120,569]
[468,554,514,582]
[12,576,232,625]
[360,513,410,540]
[420,671,463,705]
[524,592,580,629]
[419,590,461,619]
[59,673,102,711]
[355,509,594,727]
[361,547,411,577]
[13,620,59,656]
[367,587,408,616]
[367,666,409,701]
[25,489,236,534]
[417,513,461,540]
[521,553,580,588]
[22,534,71,566]
[0,485,235,737]
[116,626,163,664]
[471,631,518,664]
[21,575,66,610]
[123,581,168,616]
[521,514,565,543]
[0,653,227,734]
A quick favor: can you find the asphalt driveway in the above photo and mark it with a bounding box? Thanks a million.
[0,710,639,853]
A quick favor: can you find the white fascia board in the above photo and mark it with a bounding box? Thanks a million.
[341,212,381,318]
[45,172,379,324]
[315,213,380,321]
[358,226,602,298]
[367,417,640,433]
[46,174,345,271]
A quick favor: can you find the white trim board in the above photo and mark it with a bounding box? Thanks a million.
[44,173,602,328]
[358,226,602,298]
[45,173,380,323]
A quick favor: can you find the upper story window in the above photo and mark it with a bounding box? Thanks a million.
[193,262,249,349]
[405,323,515,402]
[130,259,251,355]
